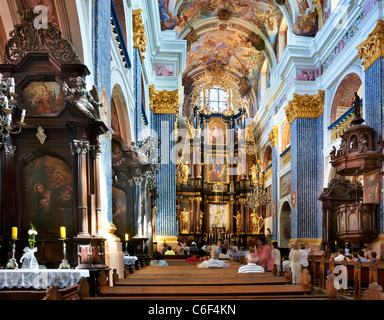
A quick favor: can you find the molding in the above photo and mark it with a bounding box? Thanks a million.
[285,90,325,124]
[268,126,278,148]
[132,8,148,62]
[357,19,384,71]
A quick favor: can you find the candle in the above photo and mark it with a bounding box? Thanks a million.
[125,234,129,241]
[20,110,26,123]
[7,114,11,127]
[4,96,8,109]
[60,226,66,239]
[11,227,17,239]
[335,241,337,245]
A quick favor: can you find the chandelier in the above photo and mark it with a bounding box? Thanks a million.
[0,75,26,137]
[245,171,271,209]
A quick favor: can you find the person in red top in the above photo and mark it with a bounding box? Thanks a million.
[186,253,200,262]
[198,249,210,262]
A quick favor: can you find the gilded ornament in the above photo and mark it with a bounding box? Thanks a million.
[268,126,278,147]
[149,85,180,114]
[285,90,325,124]
[357,20,384,71]
[132,9,148,61]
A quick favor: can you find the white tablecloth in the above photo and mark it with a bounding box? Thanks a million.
[124,256,138,266]
[0,269,90,290]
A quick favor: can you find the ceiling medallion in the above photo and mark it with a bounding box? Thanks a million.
[218,8,232,22]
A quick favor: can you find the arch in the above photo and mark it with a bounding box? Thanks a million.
[281,121,291,152]
[0,16,7,63]
[260,59,269,101]
[277,17,288,62]
[263,145,272,170]
[279,201,291,248]
[330,73,362,124]
[111,83,132,146]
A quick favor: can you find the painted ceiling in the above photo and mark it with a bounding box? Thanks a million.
[158,0,330,117]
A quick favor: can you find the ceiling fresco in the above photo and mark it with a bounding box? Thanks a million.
[158,0,327,117]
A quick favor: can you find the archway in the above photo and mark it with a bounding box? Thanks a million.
[330,73,363,124]
[263,145,272,170]
[279,201,291,248]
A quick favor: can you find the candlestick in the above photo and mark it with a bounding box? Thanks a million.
[60,226,66,239]
[125,233,129,241]
[20,109,26,123]
[6,238,18,269]
[58,238,70,269]
[11,227,17,239]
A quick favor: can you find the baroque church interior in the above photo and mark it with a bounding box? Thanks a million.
[0,0,384,302]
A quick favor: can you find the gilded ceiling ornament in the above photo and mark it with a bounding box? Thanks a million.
[4,10,81,65]
[132,9,148,61]
[357,19,384,71]
[268,126,278,147]
[185,27,200,51]
[217,8,232,21]
[149,84,180,114]
[284,90,325,124]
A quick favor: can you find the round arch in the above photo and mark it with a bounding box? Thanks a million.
[263,145,272,170]
[111,83,132,146]
[329,72,363,125]
[281,121,291,152]
[279,201,291,248]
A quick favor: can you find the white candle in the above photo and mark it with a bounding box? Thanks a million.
[20,109,26,123]
[7,114,12,127]
[4,96,8,109]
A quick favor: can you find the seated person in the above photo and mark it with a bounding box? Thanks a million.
[197,250,229,268]
[161,242,168,255]
[190,242,199,255]
[150,251,168,266]
[164,246,176,255]
[218,248,232,260]
[333,248,346,262]
[348,251,358,262]
[198,249,210,262]
[358,250,369,262]
[369,251,379,262]
[238,253,265,273]
[186,253,200,262]
[282,256,290,272]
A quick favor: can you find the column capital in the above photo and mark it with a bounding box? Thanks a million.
[70,140,89,155]
[89,144,103,159]
[1,143,16,157]
[285,90,324,125]
[149,85,180,114]
[357,19,384,71]
[268,126,278,148]
[132,9,147,62]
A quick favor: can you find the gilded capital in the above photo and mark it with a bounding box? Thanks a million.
[149,84,180,114]
[357,20,384,71]
[285,90,324,125]
[132,9,148,61]
[268,126,278,148]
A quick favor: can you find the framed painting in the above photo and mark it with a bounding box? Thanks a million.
[209,204,228,231]
[22,155,74,237]
[364,169,380,204]
[206,155,229,183]
[112,187,127,238]
[207,118,227,145]
[21,81,65,115]
[280,172,291,198]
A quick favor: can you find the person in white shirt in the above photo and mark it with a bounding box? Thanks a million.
[197,250,230,268]
[238,253,265,273]
[333,249,346,262]
[271,241,281,273]
[299,243,309,271]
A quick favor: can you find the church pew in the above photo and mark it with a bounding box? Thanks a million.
[0,284,79,300]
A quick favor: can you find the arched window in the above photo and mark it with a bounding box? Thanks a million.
[199,87,229,113]
[263,145,272,170]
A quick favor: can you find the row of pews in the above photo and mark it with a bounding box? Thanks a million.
[74,259,339,300]
[308,255,384,300]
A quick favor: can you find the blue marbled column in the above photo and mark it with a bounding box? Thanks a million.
[151,112,178,237]
[133,47,143,140]
[290,117,321,239]
[316,115,324,239]
[364,57,384,233]
[92,0,112,223]
[271,146,278,240]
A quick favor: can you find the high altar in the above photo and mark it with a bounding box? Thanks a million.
[175,80,269,246]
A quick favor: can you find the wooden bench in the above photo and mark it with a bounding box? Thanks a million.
[0,284,79,300]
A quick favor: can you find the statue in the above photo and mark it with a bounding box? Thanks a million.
[198,211,204,233]
[181,163,189,184]
[63,76,102,119]
[358,134,368,154]
[179,208,190,234]
[235,211,242,233]
[250,211,265,234]
[352,92,362,119]
[330,146,337,162]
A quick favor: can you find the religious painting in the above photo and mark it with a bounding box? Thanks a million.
[280,172,291,198]
[21,81,65,115]
[321,0,332,25]
[209,204,228,232]
[348,213,358,231]
[23,155,74,237]
[292,1,318,37]
[154,64,174,76]
[364,169,380,204]
[206,155,229,183]
[362,213,371,230]
[265,186,272,217]
[296,70,316,81]
[207,118,227,145]
[339,212,345,231]
[112,187,127,239]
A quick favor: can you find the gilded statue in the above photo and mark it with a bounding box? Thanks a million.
[179,208,190,234]
[250,211,265,235]
[198,211,204,233]
[235,211,242,233]
[181,163,189,184]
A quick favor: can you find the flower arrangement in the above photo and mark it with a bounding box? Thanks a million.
[27,223,37,249]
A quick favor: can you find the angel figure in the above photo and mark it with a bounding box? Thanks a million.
[63,76,102,119]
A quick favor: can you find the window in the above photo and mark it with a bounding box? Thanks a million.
[200,87,228,113]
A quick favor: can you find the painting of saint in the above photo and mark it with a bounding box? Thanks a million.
[280,172,291,198]
[364,170,380,204]
[112,187,127,239]
[348,213,358,231]
[23,155,74,236]
[209,204,227,231]
[207,156,228,183]
[21,81,65,115]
